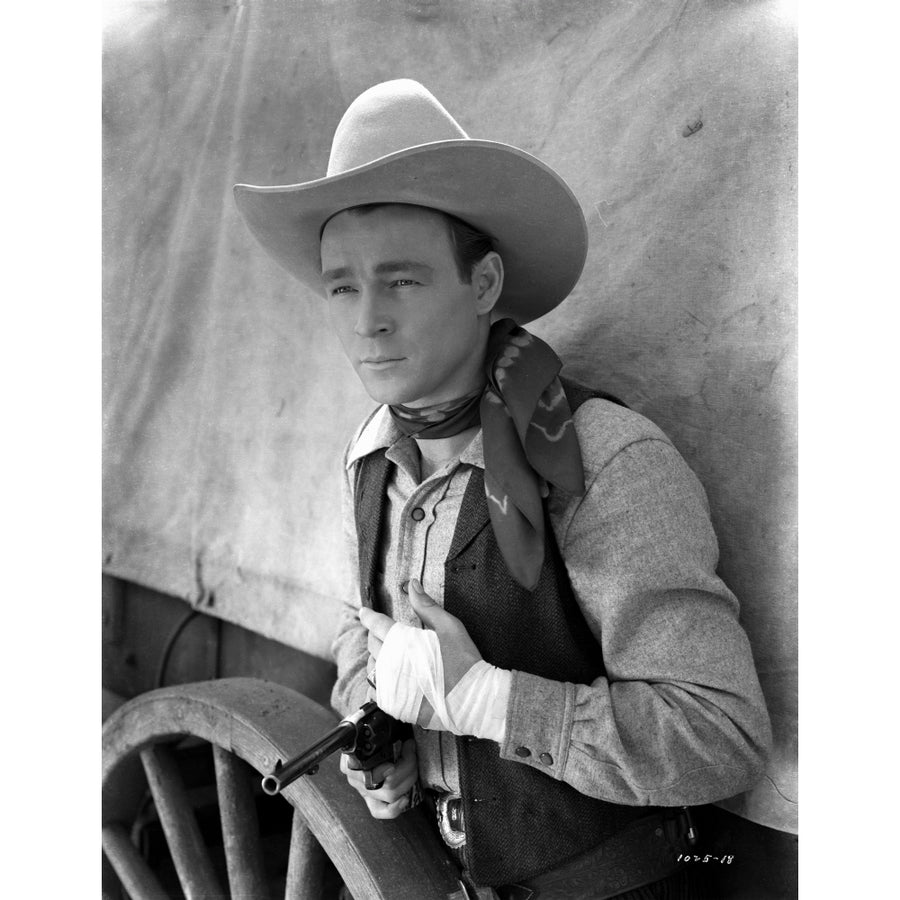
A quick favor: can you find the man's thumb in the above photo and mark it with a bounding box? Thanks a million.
[409,579,441,623]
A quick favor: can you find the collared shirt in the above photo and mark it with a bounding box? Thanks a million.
[331,400,772,806]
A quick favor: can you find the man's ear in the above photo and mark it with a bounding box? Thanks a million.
[473,252,504,316]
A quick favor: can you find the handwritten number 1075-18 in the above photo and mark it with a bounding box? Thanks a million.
[678,854,735,864]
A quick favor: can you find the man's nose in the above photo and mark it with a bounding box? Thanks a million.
[354,288,393,337]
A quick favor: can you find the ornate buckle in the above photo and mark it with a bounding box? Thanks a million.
[435,793,467,849]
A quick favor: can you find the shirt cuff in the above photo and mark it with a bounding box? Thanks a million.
[499,669,575,780]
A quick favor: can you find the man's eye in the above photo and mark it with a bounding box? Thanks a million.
[392,279,417,287]
[330,285,355,295]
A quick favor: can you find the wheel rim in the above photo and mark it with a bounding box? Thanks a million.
[102,677,463,899]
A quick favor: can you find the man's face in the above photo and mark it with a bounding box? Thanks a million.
[320,205,490,407]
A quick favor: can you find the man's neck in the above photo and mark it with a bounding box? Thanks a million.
[414,426,479,481]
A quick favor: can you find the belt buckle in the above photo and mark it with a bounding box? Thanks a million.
[435,794,467,849]
[661,807,698,851]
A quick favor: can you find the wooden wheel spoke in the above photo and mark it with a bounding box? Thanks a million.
[102,823,170,900]
[140,743,225,900]
[213,743,271,900]
[285,809,327,900]
[104,679,464,899]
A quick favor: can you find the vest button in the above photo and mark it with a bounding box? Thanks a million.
[514,746,531,758]
[411,507,425,521]
[539,752,554,766]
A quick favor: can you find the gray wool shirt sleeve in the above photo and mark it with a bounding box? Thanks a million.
[498,400,773,807]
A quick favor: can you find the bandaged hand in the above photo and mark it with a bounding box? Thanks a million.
[358,580,511,742]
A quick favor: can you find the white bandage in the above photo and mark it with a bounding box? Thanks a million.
[375,623,512,743]
[438,660,512,743]
[374,623,445,727]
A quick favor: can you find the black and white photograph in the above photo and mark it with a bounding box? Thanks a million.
[97,2,803,897]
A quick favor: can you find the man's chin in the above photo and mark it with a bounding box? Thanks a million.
[357,374,417,407]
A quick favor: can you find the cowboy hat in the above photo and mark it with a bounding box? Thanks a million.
[233,79,587,324]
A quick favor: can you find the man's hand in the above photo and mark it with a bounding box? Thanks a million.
[340,738,419,819]
[359,579,483,726]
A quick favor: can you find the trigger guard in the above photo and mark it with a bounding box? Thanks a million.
[364,772,385,791]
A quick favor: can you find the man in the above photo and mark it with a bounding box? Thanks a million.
[235,79,771,900]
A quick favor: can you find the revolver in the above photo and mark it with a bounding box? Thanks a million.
[261,701,412,795]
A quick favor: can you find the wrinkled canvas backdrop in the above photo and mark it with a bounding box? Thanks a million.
[103,0,796,832]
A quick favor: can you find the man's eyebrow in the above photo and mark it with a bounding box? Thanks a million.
[374,261,433,276]
[321,261,434,281]
[321,265,352,282]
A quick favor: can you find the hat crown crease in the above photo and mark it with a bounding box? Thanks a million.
[327,79,469,176]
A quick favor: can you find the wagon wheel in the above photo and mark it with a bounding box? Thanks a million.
[102,677,466,900]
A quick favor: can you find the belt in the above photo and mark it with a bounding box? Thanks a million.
[427,790,695,900]
[495,810,696,900]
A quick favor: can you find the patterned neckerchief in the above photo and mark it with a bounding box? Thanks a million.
[389,318,584,589]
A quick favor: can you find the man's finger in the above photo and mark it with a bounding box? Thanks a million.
[359,607,396,641]
[365,793,410,820]
[408,579,457,631]
[340,755,395,785]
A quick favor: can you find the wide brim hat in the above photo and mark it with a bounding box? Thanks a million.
[234,79,587,324]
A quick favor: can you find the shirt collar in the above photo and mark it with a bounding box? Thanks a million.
[345,406,397,468]
[346,405,485,470]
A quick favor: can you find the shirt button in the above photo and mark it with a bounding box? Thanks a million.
[514,746,531,758]
[400,580,409,594]
[540,752,554,766]
[411,507,426,521]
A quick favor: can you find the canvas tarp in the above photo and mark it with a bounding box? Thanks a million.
[103,0,797,832]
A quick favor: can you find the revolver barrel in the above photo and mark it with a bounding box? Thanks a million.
[261,719,357,795]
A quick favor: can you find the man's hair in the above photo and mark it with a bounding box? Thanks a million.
[343,203,495,283]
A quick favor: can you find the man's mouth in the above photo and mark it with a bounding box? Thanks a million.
[360,356,405,369]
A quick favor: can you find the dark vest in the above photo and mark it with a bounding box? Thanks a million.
[354,378,663,886]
